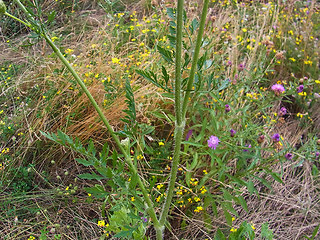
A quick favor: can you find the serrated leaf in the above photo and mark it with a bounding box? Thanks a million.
[157,45,174,64]
[161,66,170,86]
[57,129,66,145]
[96,166,113,178]
[40,131,55,142]
[100,142,110,164]
[75,158,93,167]
[223,201,238,216]
[136,69,164,89]
[85,185,108,199]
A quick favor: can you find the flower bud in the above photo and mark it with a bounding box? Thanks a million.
[257,135,265,144]
[230,129,236,137]
[0,0,6,16]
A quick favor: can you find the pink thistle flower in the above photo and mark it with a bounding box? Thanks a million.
[208,136,220,150]
[297,85,304,93]
[285,153,293,160]
[271,84,285,95]
[279,107,287,116]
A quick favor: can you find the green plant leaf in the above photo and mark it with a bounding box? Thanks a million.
[157,45,174,64]
[85,185,108,198]
[75,158,93,167]
[247,180,256,194]
[237,195,248,212]
[136,69,163,89]
[161,66,170,86]
[47,10,56,24]
[215,228,226,240]
[113,229,134,238]
[222,205,233,226]
[95,166,113,178]
[261,222,274,240]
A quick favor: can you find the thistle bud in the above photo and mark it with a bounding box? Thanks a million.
[257,135,265,144]
[0,0,6,16]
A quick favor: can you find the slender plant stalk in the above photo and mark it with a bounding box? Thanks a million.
[174,0,184,127]
[4,12,31,27]
[9,0,162,235]
[159,0,210,230]
[182,0,210,118]
[158,0,184,229]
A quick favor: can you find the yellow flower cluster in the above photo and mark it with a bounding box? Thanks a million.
[194,206,203,212]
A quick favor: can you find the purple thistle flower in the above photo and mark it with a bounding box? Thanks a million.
[316,152,320,159]
[279,107,287,116]
[285,153,293,160]
[243,144,251,152]
[227,60,232,66]
[208,135,220,150]
[271,84,285,95]
[238,63,245,71]
[297,85,304,93]
[186,130,193,141]
[272,133,280,142]
[225,104,231,113]
[141,217,148,223]
[230,129,236,137]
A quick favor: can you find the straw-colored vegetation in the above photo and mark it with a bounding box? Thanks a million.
[1,0,320,239]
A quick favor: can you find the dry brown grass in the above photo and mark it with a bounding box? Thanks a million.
[233,159,320,240]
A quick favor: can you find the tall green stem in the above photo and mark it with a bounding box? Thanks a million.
[159,0,185,227]
[174,0,184,126]
[182,0,210,118]
[159,0,210,230]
